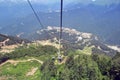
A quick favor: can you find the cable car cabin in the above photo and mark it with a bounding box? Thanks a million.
[58,55,62,62]
[52,56,55,61]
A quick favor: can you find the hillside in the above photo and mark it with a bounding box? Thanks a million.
[27,26,117,57]
[0,26,119,79]
[0,34,30,46]
[0,34,31,53]
[0,42,120,80]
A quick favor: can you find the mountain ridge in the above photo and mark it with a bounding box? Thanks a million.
[26,26,117,57]
[0,3,120,45]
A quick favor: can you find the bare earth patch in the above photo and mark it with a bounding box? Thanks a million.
[33,40,62,49]
[0,76,6,80]
[0,76,16,80]
[107,45,120,52]
[0,45,18,53]
[26,67,38,76]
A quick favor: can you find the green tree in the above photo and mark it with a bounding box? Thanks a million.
[109,52,120,80]
[40,59,57,80]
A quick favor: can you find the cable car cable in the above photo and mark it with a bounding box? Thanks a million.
[27,0,44,28]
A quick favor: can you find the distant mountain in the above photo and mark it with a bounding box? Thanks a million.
[27,26,117,57]
[106,30,120,45]
[0,2,59,28]
[0,4,120,45]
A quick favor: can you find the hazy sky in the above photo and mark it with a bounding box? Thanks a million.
[0,0,120,5]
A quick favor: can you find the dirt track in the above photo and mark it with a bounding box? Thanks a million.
[0,57,43,67]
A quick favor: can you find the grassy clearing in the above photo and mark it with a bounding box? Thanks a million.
[0,59,42,80]
[77,46,93,55]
